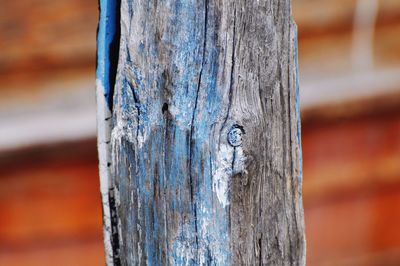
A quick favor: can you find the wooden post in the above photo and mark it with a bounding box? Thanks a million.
[96,0,306,265]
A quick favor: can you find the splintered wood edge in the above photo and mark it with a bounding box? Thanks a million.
[96,0,120,264]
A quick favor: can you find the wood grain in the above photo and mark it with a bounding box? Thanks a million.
[97,0,305,265]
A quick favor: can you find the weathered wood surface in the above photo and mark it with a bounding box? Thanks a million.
[96,0,305,265]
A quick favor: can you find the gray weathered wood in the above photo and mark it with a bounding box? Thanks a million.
[97,0,305,265]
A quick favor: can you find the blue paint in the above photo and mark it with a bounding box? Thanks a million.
[110,0,231,264]
[96,1,121,265]
[166,0,205,127]
[96,0,120,110]
[139,42,145,53]
[167,1,231,263]
[189,41,231,264]
[102,1,302,264]
[294,27,303,176]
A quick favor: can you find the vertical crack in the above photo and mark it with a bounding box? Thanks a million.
[220,4,237,141]
[188,0,209,262]
[227,5,237,120]
[106,0,121,111]
[109,188,122,266]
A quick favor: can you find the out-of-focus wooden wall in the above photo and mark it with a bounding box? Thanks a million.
[0,141,104,266]
[303,101,400,265]
[0,0,96,84]
[1,0,400,265]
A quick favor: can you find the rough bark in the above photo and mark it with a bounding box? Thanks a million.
[96,0,305,265]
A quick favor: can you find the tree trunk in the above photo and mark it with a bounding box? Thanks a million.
[96,0,305,265]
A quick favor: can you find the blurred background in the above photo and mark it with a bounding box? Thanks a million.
[0,0,399,265]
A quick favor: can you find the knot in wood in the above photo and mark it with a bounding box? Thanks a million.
[227,124,245,147]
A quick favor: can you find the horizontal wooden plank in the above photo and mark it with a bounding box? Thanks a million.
[299,21,400,80]
[0,0,97,83]
[0,140,101,249]
[0,165,101,247]
[294,0,400,38]
[0,76,96,152]
[0,239,104,266]
[302,102,400,204]
[305,182,400,265]
[302,104,400,265]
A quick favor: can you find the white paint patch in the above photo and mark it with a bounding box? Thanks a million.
[233,146,247,176]
[101,192,114,266]
[137,130,148,149]
[171,222,197,265]
[96,79,114,266]
[96,80,113,194]
[109,78,146,149]
[213,142,247,208]
[213,143,234,208]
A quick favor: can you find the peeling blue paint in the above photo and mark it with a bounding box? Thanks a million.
[96,1,121,265]
[294,27,303,174]
[112,1,231,263]
[96,0,120,110]
[99,0,303,265]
